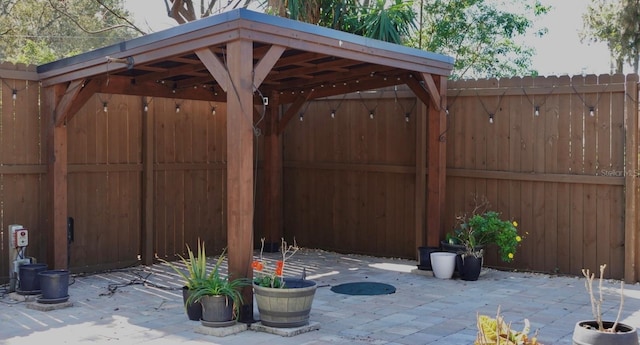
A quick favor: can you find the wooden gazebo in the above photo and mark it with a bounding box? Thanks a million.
[37,9,453,317]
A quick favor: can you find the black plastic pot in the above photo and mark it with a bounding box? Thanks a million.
[417,246,439,270]
[38,270,70,302]
[18,263,48,294]
[182,286,203,321]
[200,295,235,327]
[458,255,482,281]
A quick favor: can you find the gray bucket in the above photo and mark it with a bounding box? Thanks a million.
[18,263,48,294]
[38,270,70,301]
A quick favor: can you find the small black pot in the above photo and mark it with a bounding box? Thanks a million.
[182,286,202,321]
[458,255,482,281]
[417,246,439,270]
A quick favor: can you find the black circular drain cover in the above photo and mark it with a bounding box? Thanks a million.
[330,282,396,295]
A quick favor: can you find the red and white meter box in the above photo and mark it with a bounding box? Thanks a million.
[12,228,28,247]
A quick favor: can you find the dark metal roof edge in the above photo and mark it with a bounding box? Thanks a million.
[37,8,453,74]
[234,9,454,66]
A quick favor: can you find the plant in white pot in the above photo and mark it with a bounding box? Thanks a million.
[572,264,638,345]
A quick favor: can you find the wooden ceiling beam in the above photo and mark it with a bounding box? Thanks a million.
[99,76,225,101]
[274,65,398,93]
[133,62,210,83]
[274,74,405,104]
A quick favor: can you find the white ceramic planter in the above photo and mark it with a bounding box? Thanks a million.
[430,252,456,279]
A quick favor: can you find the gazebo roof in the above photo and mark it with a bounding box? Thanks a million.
[37,8,453,105]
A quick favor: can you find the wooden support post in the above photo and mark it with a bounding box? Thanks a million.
[262,92,283,250]
[426,76,447,247]
[225,39,255,322]
[415,101,427,253]
[44,84,69,269]
[624,75,639,283]
[142,96,155,265]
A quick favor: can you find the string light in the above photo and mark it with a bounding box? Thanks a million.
[534,106,540,116]
[12,90,17,100]
[175,104,181,113]
[489,113,494,124]
[589,107,595,117]
[405,113,410,122]
[299,113,304,121]
[143,103,148,112]
[330,110,335,119]
[212,106,216,115]
[103,102,108,113]
[369,112,374,120]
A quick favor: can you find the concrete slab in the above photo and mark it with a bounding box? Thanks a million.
[194,322,247,337]
[250,321,321,337]
[26,300,73,311]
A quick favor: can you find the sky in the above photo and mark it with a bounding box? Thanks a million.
[123,0,615,77]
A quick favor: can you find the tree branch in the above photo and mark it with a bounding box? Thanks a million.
[95,0,147,35]
[46,0,144,35]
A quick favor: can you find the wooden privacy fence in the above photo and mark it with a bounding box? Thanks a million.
[443,74,639,280]
[279,74,640,281]
[0,62,639,282]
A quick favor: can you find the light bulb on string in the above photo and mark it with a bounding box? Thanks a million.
[211,107,216,115]
[330,110,335,119]
[405,113,410,122]
[143,103,148,112]
[589,107,595,117]
[534,106,540,116]
[369,112,374,120]
[175,104,181,113]
[12,90,17,100]
[299,113,304,121]
[489,113,494,124]
[103,102,108,113]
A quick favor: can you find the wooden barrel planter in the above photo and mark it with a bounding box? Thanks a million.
[253,278,317,328]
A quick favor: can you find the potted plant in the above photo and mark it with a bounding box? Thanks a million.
[476,306,543,344]
[158,239,208,321]
[252,237,317,328]
[572,264,638,345]
[186,249,251,327]
[447,197,523,281]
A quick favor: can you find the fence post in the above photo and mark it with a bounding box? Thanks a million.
[624,74,639,283]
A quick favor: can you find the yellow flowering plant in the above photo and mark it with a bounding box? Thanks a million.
[450,201,524,263]
[464,211,522,262]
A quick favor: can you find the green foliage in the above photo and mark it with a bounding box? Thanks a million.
[452,211,522,263]
[0,0,139,65]
[262,0,548,79]
[410,0,549,79]
[449,196,523,262]
[158,240,209,290]
[185,249,251,319]
[581,0,640,74]
[262,0,416,44]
